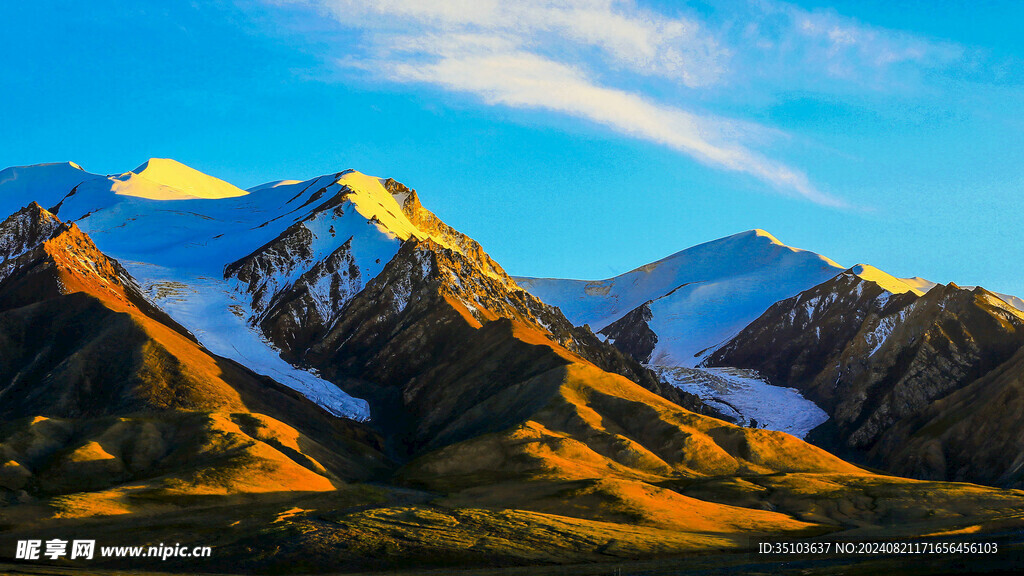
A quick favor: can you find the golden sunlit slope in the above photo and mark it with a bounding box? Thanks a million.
[110,158,249,200]
[247,199,1024,564]
[403,362,861,490]
[851,263,925,295]
[387,349,1024,557]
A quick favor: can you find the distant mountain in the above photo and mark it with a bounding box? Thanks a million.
[516,230,845,367]
[707,266,1024,486]
[0,162,95,218]
[515,230,851,435]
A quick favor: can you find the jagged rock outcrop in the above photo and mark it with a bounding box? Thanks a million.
[0,202,63,270]
[599,301,658,363]
[294,238,711,457]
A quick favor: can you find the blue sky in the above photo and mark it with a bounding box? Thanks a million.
[2,1,1023,294]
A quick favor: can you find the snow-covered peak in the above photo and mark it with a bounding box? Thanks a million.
[516,229,847,367]
[748,228,783,244]
[337,171,422,241]
[899,276,939,293]
[850,264,924,296]
[110,158,249,200]
[518,229,844,329]
[621,229,842,280]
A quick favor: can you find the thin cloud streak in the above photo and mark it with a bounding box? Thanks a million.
[376,39,842,206]
[264,0,966,207]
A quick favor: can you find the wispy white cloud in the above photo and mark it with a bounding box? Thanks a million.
[262,0,965,207]
[297,0,728,86]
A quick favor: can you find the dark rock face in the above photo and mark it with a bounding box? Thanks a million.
[256,237,365,354]
[879,345,1024,486]
[0,202,62,269]
[707,271,919,410]
[708,270,1024,486]
[599,302,658,364]
[226,220,319,314]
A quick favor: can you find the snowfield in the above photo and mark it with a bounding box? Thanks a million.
[652,365,829,438]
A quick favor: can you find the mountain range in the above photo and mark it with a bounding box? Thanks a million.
[2,159,1024,574]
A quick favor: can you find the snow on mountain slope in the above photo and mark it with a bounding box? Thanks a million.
[517,229,846,367]
[851,264,923,296]
[123,260,369,419]
[900,276,940,294]
[248,179,303,192]
[0,162,102,217]
[652,366,828,438]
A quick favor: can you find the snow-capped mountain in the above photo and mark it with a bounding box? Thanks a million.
[514,230,857,437]
[516,229,846,367]
[0,162,96,218]
[0,161,413,419]
[0,159,695,428]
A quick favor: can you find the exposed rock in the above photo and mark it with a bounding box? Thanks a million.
[708,269,1024,485]
[599,301,658,363]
